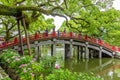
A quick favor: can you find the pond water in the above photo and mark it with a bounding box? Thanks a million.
[40,45,120,80]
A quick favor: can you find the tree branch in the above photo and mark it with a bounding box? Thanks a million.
[64,0,68,9]
[9,30,24,40]
[15,0,26,5]
[71,17,89,24]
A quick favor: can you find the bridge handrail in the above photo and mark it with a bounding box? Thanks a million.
[0,31,119,53]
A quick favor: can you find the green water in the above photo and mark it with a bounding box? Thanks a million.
[64,58,120,80]
[41,45,120,80]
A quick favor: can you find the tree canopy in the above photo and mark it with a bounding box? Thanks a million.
[0,0,120,46]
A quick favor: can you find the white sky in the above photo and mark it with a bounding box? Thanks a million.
[44,15,65,31]
[113,0,120,10]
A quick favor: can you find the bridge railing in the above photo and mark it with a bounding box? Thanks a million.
[0,31,120,53]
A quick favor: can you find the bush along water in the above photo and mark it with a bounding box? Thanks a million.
[0,49,102,80]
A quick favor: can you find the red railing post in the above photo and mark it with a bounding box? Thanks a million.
[35,32,40,39]
[52,31,56,37]
[42,32,48,38]
[112,46,116,51]
[118,48,120,52]
[98,39,101,44]
[62,32,66,37]
[42,33,45,38]
[84,35,88,40]
[78,33,82,39]
[14,37,19,43]
[70,32,73,38]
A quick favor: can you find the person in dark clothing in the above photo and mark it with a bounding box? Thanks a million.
[45,29,48,36]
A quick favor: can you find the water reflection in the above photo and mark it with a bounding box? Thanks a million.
[41,46,120,80]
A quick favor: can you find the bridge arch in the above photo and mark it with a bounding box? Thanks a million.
[0,32,118,59]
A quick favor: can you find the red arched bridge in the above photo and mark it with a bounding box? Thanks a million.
[0,31,120,59]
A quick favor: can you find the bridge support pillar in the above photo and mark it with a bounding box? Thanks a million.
[63,43,65,60]
[34,41,41,61]
[77,46,80,59]
[99,47,102,59]
[80,46,85,59]
[70,39,73,59]
[85,42,89,59]
[77,46,82,60]
[90,49,94,59]
[65,44,72,59]
[99,58,102,67]
[65,39,73,59]
[51,39,56,56]
[112,52,115,58]
[35,46,41,61]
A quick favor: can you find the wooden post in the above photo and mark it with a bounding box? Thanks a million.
[90,49,94,59]
[80,46,84,59]
[85,42,89,59]
[51,38,56,56]
[112,52,115,58]
[65,44,70,59]
[70,39,73,58]
[77,46,80,60]
[17,19,24,55]
[35,46,40,61]
[22,16,31,56]
[34,41,41,61]
[99,58,102,67]
[65,39,73,59]
[63,43,65,60]
[99,46,102,59]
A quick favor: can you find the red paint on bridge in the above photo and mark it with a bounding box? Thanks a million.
[0,32,120,53]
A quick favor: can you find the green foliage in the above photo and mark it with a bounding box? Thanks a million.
[0,50,101,80]
[0,50,56,80]
[60,1,120,46]
[46,69,102,80]
[0,0,120,46]
[39,56,57,75]
[1,77,12,80]
[0,49,19,64]
[29,15,55,33]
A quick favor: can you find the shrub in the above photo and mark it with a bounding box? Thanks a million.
[46,69,102,80]
[0,49,102,80]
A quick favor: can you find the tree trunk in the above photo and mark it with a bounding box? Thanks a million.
[22,16,31,56]
[17,19,24,56]
[5,26,10,41]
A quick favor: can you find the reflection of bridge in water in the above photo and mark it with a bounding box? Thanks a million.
[64,58,119,79]
[97,59,120,80]
[0,31,120,59]
[64,58,113,71]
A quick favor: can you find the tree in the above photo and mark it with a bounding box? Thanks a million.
[0,0,120,49]
[0,0,59,56]
[0,16,17,41]
[59,0,120,46]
